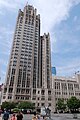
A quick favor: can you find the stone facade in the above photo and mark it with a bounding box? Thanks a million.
[52,74,80,111]
[1,4,52,111]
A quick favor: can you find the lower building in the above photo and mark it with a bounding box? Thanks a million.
[52,74,80,111]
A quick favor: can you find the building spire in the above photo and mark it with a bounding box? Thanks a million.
[26,0,30,6]
[27,1,28,5]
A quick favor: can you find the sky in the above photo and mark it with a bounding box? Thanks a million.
[0,0,80,84]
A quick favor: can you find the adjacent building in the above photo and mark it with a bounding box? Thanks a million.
[52,74,80,111]
[52,67,56,76]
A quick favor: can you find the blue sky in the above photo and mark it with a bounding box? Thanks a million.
[0,0,80,84]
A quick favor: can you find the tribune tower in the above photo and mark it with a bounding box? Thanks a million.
[2,4,52,110]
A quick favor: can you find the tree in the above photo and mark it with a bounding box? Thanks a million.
[18,101,35,109]
[1,101,16,110]
[56,98,66,112]
[67,96,80,112]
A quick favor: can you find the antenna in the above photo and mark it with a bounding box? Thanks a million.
[26,0,29,5]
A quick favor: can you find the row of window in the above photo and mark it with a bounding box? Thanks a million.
[55,98,68,101]
[33,90,51,95]
[36,103,51,107]
[55,82,79,90]
[55,92,80,96]
[32,97,51,101]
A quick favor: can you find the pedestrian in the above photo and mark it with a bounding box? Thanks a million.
[36,113,41,120]
[11,113,17,120]
[42,116,46,120]
[3,110,9,120]
[0,109,2,117]
[32,113,37,120]
[16,111,23,120]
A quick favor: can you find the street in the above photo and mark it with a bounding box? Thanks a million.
[18,114,80,120]
[1,114,80,120]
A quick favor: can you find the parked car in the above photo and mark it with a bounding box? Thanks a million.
[21,109,27,114]
[21,109,36,114]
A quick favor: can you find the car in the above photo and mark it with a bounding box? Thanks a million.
[27,110,30,114]
[21,109,27,114]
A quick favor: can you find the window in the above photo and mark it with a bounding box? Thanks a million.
[41,90,45,95]
[68,83,73,90]
[21,97,24,100]
[3,96,6,99]
[55,82,60,89]
[32,97,36,100]
[33,90,36,94]
[16,89,20,93]
[26,90,29,94]
[41,103,45,106]
[16,96,19,99]
[48,103,51,106]
[38,91,40,94]
[8,88,13,93]
[38,97,40,100]
[48,90,51,95]
[38,103,39,106]
[74,84,79,89]
[48,97,51,101]
[8,96,12,99]
[25,96,29,100]
[41,97,45,100]
[61,83,67,90]
[33,103,35,106]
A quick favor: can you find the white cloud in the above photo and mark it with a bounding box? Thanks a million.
[73,16,77,22]
[0,70,6,83]
[0,27,13,35]
[0,0,80,33]
[0,11,4,15]
[0,0,19,9]
[0,59,8,67]
[0,27,13,49]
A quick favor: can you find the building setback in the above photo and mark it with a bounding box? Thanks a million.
[40,33,52,89]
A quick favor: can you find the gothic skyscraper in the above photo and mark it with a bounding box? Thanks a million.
[2,4,52,109]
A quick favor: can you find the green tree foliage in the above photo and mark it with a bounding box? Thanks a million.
[56,98,66,111]
[67,96,80,112]
[18,101,35,109]
[1,101,16,109]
